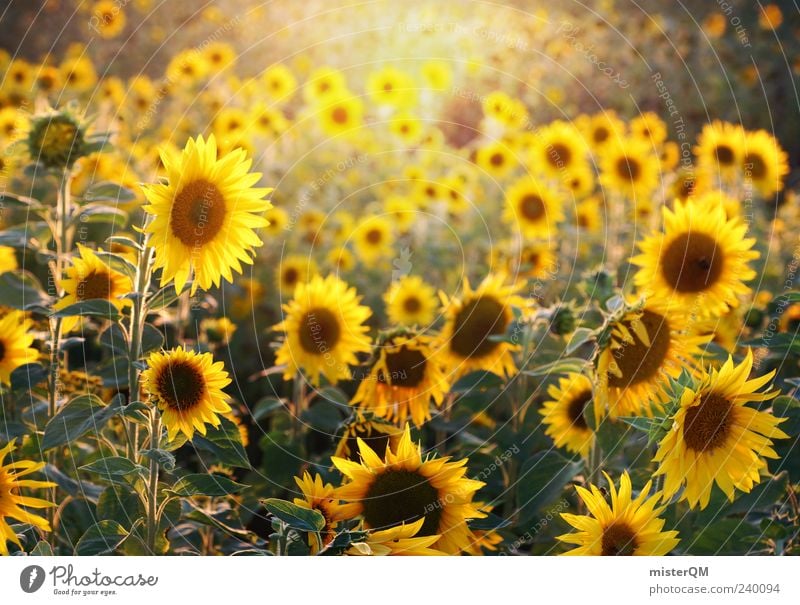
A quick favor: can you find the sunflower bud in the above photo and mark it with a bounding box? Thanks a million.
[26,110,87,170]
[549,305,576,336]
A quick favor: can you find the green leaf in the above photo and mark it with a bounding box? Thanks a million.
[0,270,51,311]
[82,181,136,203]
[51,298,121,321]
[30,541,54,556]
[73,204,128,227]
[97,485,144,527]
[42,394,123,451]
[80,456,148,483]
[43,464,104,503]
[684,519,762,555]
[93,250,137,281]
[147,283,183,310]
[10,363,47,392]
[141,323,164,354]
[170,474,247,497]
[523,357,588,377]
[140,448,176,471]
[261,498,325,532]
[98,324,128,353]
[565,328,594,354]
[105,235,143,251]
[76,521,129,555]
[0,192,42,208]
[193,416,251,469]
[517,451,581,526]
[468,511,511,531]
[252,397,285,421]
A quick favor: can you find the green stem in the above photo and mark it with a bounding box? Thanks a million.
[587,437,603,489]
[145,407,162,553]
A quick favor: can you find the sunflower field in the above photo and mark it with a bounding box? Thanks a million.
[0,0,799,560]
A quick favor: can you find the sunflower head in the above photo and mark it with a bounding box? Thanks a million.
[383,275,438,328]
[437,273,527,380]
[273,274,372,386]
[142,134,273,294]
[558,471,679,556]
[632,199,759,318]
[292,472,346,553]
[540,373,595,457]
[141,347,232,441]
[332,424,485,554]
[334,414,403,461]
[26,110,88,170]
[0,439,56,555]
[0,310,37,386]
[654,349,788,509]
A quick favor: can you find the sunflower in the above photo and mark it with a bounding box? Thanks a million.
[292,472,347,554]
[583,111,625,152]
[631,199,759,319]
[558,471,679,556]
[0,311,38,386]
[166,49,208,86]
[332,425,485,554]
[273,274,372,386]
[383,275,438,327]
[389,113,423,145]
[351,333,449,427]
[347,518,444,556]
[277,255,317,295]
[574,197,602,232]
[366,66,417,109]
[303,66,347,104]
[352,216,394,265]
[654,350,788,509]
[92,0,126,39]
[530,121,588,179]
[263,206,288,236]
[141,347,232,441]
[261,64,297,103]
[741,129,789,198]
[475,141,516,179]
[142,134,273,294]
[502,176,564,239]
[597,300,709,419]
[599,138,660,199]
[420,60,452,91]
[26,111,87,170]
[318,93,364,137]
[629,111,668,145]
[59,56,97,92]
[0,440,56,556]
[540,373,595,457]
[436,273,527,380]
[334,414,402,460]
[54,244,133,334]
[203,42,236,74]
[693,121,744,181]
[510,242,558,280]
[250,103,289,138]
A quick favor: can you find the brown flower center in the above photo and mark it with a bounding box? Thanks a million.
[607,310,671,388]
[378,345,427,388]
[744,152,767,180]
[601,522,638,556]
[548,142,571,168]
[616,156,641,181]
[683,392,732,452]
[365,228,382,245]
[593,126,609,143]
[298,308,341,354]
[519,194,545,222]
[660,231,723,293]
[77,270,112,300]
[402,295,422,314]
[567,389,592,430]
[450,295,509,359]
[363,469,442,536]
[331,106,348,125]
[714,144,735,166]
[155,360,206,411]
[170,179,226,246]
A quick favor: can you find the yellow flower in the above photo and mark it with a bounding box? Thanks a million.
[0,440,56,556]
[351,333,449,427]
[203,42,236,74]
[741,129,789,198]
[759,4,783,29]
[142,134,273,294]
[629,111,667,146]
[0,246,18,274]
[693,120,744,181]
[334,414,402,460]
[654,350,789,509]
[599,138,660,199]
[529,121,588,179]
[597,300,709,419]
[292,472,347,554]
[475,141,516,179]
[0,311,38,386]
[541,373,595,457]
[261,64,297,103]
[366,66,417,109]
[384,276,438,327]
[582,111,625,152]
[277,254,317,295]
[420,60,452,91]
[352,216,394,265]
[141,347,232,441]
[166,49,208,85]
[332,425,485,554]
[273,274,372,386]
[558,471,679,556]
[318,93,364,136]
[303,66,347,104]
[54,244,133,334]
[92,0,126,39]
[502,176,563,239]
[631,199,758,318]
[436,273,527,380]
[60,56,97,91]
